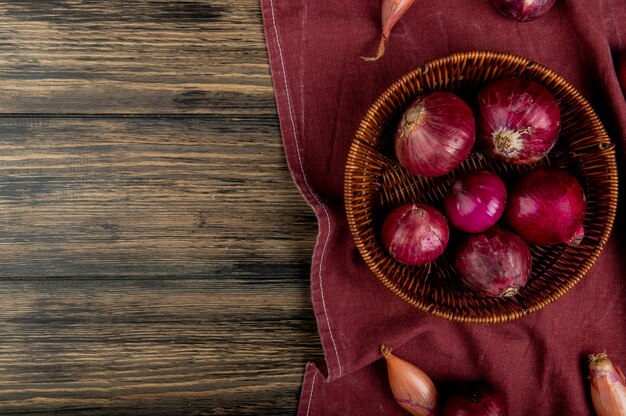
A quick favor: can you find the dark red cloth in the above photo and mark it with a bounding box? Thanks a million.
[261,0,626,414]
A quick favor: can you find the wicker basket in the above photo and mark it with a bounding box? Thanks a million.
[344,51,618,323]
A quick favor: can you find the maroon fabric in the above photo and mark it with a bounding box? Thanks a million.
[260,0,626,414]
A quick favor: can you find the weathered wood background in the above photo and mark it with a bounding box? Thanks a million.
[0,1,323,414]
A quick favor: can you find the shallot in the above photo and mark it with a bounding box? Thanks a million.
[396,92,475,177]
[454,227,532,297]
[362,0,417,61]
[382,203,449,266]
[477,78,560,165]
[489,0,556,22]
[504,167,586,246]
[381,344,438,416]
[588,352,626,416]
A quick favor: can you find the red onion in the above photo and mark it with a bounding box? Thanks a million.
[443,170,507,233]
[382,203,449,266]
[396,92,475,177]
[504,167,586,246]
[489,0,556,22]
[454,227,532,297]
[443,382,508,416]
[477,79,561,165]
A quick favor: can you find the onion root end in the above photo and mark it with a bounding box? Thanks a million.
[361,36,387,62]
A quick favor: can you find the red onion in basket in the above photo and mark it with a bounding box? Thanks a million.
[396,92,475,177]
[477,78,560,165]
[455,227,532,297]
[443,381,508,416]
[443,170,507,233]
[489,0,556,22]
[382,203,449,266]
[504,167,586,246]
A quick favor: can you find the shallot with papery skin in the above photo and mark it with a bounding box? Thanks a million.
[588,353,626,416]
[443,381,508,416]
[396,92,475,177]
[382,203,449,266]
[443,170,507,233]
[477,78,560,165]
[455,227,532,297]
[489,0,556,22]
[505,167,586,246]
[381,344,438,416]
[362,0,417,61]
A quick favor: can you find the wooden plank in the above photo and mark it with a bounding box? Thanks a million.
[0,278,323,415]
[0,0,273,114]
[0,1,325,414]
[0,116,317,277]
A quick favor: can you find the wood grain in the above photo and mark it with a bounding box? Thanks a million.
[0,0,323,414]
[0,0,273,115]
[0,279,321,415]
[0,117,317,278]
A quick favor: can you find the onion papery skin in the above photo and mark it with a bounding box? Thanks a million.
[361,0,417,62]
[504,167,586,246]
[454,227,532,297]
[395,92,475,177]
[443,170,507,234]
[477,78,560,165]
[382,345,438,416]
[381,203,449,266]
[443,381,508,416]
[588,353,626,416]
[489,0,557,22]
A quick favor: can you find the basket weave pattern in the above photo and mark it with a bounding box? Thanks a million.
[344,51,618,323]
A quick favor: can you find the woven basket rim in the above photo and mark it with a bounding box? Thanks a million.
[344,50,619,323]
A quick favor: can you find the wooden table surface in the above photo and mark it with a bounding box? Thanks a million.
[0,1,323,414]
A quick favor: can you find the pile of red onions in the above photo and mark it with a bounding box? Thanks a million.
[477,78,561,165]
[381,203,449,266]
[381,74,586,298]
[454,227,532,297]
[443,170,507,233]
[395,92,475,177]
[505,167,586,246]
[489,0,556,22]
